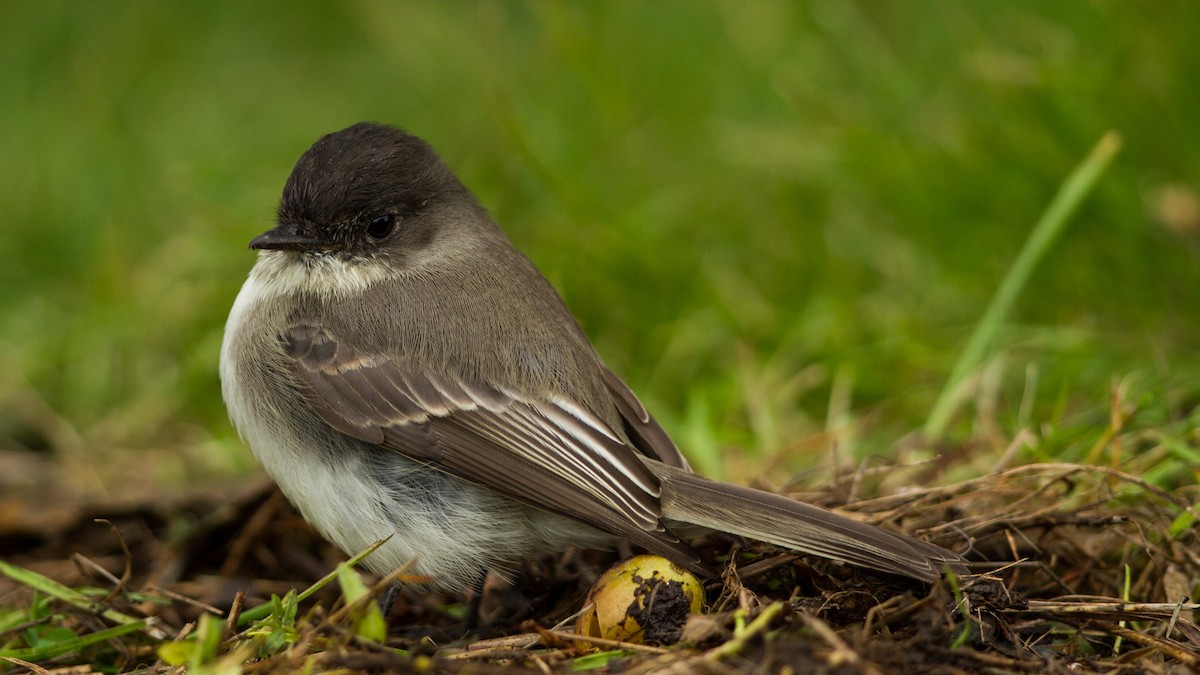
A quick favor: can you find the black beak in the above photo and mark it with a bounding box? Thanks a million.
[249,222,329,251]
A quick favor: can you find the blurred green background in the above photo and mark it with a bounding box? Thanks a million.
[2,1,1197,498]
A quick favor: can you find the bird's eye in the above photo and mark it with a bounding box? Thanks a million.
[367,213,396,240]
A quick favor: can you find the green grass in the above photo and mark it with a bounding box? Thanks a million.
[1,0,1198,488]
[924,130,1122,438]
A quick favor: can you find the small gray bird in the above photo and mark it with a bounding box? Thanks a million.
[220,122,966,591]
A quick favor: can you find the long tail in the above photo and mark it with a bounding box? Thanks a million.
[650,463,967,582]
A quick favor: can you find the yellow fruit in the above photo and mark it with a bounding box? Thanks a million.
[575,555,705,646]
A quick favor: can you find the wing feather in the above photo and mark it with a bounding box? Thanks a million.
[282,325,677,543]
[600,366,690,470]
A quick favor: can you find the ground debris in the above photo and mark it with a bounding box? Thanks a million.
[1,461,1197,673]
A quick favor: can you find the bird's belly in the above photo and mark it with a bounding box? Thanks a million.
[241,410,552,590]
[226,379,614,590]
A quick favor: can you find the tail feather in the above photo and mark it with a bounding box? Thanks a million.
[651,463,966,582]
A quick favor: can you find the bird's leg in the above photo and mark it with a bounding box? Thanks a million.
[465,567,490,629]
[378,581,403,618]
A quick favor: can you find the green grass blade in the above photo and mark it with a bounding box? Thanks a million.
[235,535,390,626]
[0,558,151,631]
[335,563,387,642]
[0,619,147,661]
[924,131,1123,439]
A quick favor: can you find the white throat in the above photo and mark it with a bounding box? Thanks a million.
[246,250,391,301]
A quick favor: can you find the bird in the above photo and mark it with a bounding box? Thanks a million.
[219,122,967,593]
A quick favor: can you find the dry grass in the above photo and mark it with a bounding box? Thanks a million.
[2,447,1197,673]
